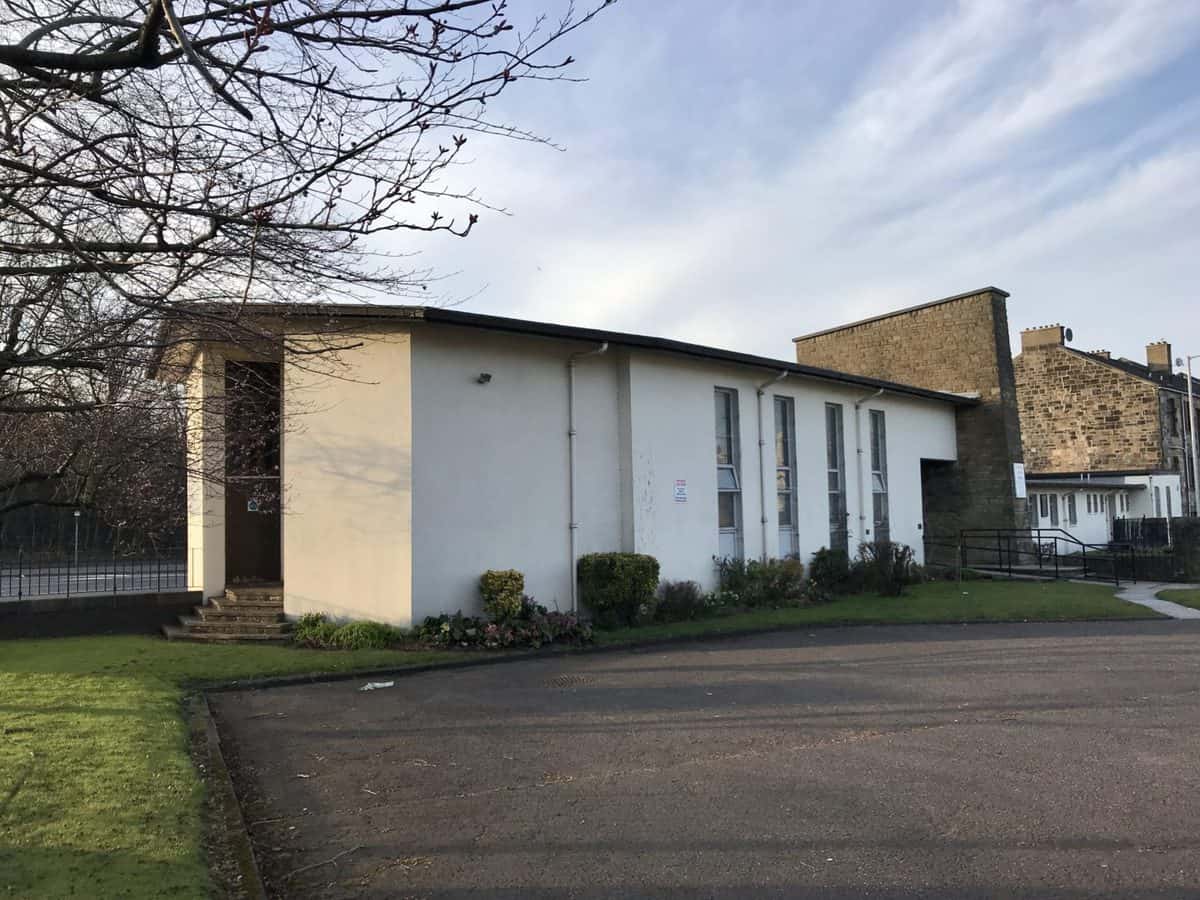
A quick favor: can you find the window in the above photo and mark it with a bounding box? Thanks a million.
[774,396,798,558]
[1067,494,1077,526]
[1039,494,1049,519]
[1100,494,1106,512]
[1086,494,1093,514]
[715,388,742,558]
[869,409,889,543]
[825,403,847,554]
[1166,487,1173,518]
[1048,494,1059,526]
[1154,486,1162,517]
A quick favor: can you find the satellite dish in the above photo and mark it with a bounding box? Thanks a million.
[1064,327,1073,342]
[1178,357,1185,367]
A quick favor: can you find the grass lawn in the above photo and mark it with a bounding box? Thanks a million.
[0,638,457,899]
[595,579,1158,645]
[1157,588,1200,610]
[0,580,1155,898]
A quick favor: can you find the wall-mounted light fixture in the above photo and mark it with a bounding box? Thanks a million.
[476,372,492,385]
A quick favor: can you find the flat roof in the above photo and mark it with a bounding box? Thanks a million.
[1027,468,1173,480]
[159,302,978,406]
[792,286,1010,343]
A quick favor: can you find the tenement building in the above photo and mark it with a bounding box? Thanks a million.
[1013,326,1198,541]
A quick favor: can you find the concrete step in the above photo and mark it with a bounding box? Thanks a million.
[225,585,283,604]
[162,624,290,643]
[178,616,291,636]
[212,597,283,614]
[196,604,284,623]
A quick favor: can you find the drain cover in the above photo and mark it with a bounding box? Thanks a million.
[545,673,596,689]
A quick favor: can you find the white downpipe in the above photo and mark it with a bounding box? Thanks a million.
[854,388,885,545]
[567,342,609,614]
[1188,356,1200,516]
[756,371,789,561]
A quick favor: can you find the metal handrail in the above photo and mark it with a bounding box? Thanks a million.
[957,528,1134,586]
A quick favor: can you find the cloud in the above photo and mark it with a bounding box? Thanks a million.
[404,0,1200,365]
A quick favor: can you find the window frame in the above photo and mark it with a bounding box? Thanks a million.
[869,409,889,543]
[825,403,848,554]
[1067,493,1077,526]
[774,395,799,557]
[714,387,743,558]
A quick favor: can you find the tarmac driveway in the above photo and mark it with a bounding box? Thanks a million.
[210,621,1200,899]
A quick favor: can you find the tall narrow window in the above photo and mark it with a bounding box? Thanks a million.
[774,396,798,558]
[1048,494,1059,526]
[1067,494,1077,526]
[715,388,742,558]
[825,403,848,553]
[869,409,889,543]
[1154,486,1162,517]
[1039,494,1049,519]
[1166,488,1173,518]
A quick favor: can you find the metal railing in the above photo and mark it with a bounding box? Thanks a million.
[956,528,1135,586]
[0,548,187,600]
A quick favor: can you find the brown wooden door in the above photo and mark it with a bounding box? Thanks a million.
[225,479,281,583]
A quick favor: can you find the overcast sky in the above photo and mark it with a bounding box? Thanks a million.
[410,0,1200,369]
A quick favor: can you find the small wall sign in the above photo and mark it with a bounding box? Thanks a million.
[1013,463,1027,499]
[673,479,688,502]
[246,498,260,513]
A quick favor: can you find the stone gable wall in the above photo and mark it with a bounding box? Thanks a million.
[793,289,1026,536]
[1012,348,1162,474]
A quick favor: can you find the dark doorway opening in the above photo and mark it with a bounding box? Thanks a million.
[224,361,282,584]
[920,459,958,566]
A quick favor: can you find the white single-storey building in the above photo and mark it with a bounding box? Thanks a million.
[1026,471,1183,545]
[167,306,971,626]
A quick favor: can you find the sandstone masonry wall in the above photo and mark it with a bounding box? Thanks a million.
[793,289,1026,536]
[1012,347,1163,474]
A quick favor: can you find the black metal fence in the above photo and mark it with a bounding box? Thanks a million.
[0,548,187,600]
[1113,516,1200,550]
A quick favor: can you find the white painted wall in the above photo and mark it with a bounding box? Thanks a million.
[621,353,958,590]
[1123,473,1182,519]
[281,330,413,625]
[409,326,622,619]
[184,347,226,599]
[1028,488,1117,544]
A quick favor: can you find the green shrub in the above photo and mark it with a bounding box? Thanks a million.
[292,613,339,648]
[291,613,404,650]
[577,552,660,627]
[807,547,851,596]
[858,541,916,596]
[415,609,592,649]
[654,580,708,622]
[715,557,807,607]
[480,569,525,620]
[331,620,404,650]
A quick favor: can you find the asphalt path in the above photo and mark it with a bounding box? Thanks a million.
[212,620,1200,899]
